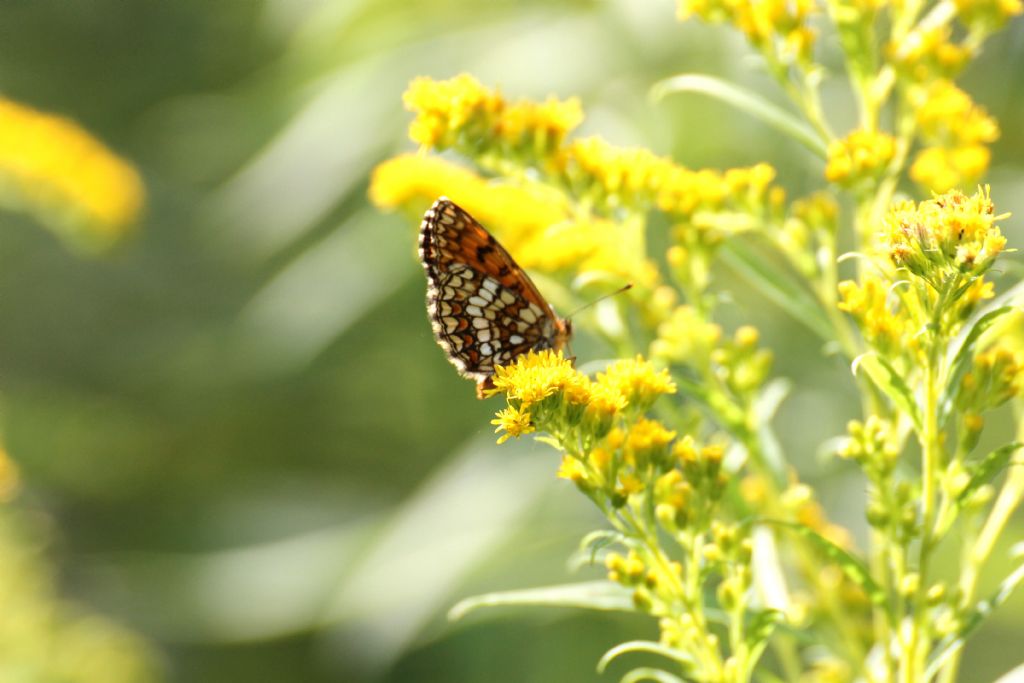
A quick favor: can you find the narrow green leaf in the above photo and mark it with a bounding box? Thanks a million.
[620,667,688,683]
[597,641,695,674]
[569,530,627,571]
[762,520,888,610]
[747,608,785,647]
[448,581,634,621]
[650,74,828,157]
[925,561,1024,679]
[746,609,786,672]
[957,442,1024,504]
[721,241,835,342]
[852,353,921,431]
[939,306,1017,425]
[755,379,792,481]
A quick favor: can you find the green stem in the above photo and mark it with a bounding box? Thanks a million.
[904,344,943,681]
[940,426,1024,683]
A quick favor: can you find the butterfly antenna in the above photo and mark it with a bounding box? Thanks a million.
[565,283,633,320]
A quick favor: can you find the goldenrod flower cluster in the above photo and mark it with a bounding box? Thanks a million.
[840,188,1005,364]
[882,186,1006,283]
[489,350,675,450]
[677,0,817,65]
[888,27,971,81]
[777,191,839,278]
[837,275,908,357]
[375,75,792,291]
[0,98,144,249]
[954,0,1024,29]
[824,129,897,187]
[403,73,581,161]
[958,344,1024,413]
[909,81,999,193]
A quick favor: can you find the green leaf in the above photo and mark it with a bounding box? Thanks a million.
[746,609,786,672]
[620,667,688,683]
[448,581,635,621]
[925,561,1024,679]
[597,641,695,674]
[939,306,1018,426]
[957,442,1024,504]
[852,353,921,432]
[650,74,828,157]
[720,241,835,343]
[754,379,792,481]
[569,530,627,571]
[762,520,888,612]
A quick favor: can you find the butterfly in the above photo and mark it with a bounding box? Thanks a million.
[418,197,572,398]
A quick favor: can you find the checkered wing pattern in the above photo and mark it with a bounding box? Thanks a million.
[419,197,571,397]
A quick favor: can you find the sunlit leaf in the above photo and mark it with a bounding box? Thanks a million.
[449,580,635,621]
[650,74,827,157]
[939,306,1018,426]
[597,641,694,673]
[568,529,628,571]
[852,353,921,431]
[957,442,1024,504]
[620,666,688,683]
[762,520,888,612]
[721,241,835,342]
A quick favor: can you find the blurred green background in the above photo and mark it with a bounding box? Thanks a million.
[0,1,1022,682]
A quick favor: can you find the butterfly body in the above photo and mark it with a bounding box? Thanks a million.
[418,197,571,397]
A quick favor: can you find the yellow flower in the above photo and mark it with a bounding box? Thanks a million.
[563,136,667,207]
[882,187,1007,282]
[913,81,998,146]
[514,215,659,287]
[888,27,971,80]
[370,153,577,256]
[910,145,990,193]
[954,0,1023,28]
[837,275,907,355]
[597,355,677,411]
[556,454,588,483]
[650,305,723,368]
[0,98,144,249]
[498,97,584,150]
[491,405,536,444]
[403,74,503,148]
[490,349,583,406]
[678,0,817,62]
[403,74,581,155]
[824,129,897,186]
[624,418,677,467]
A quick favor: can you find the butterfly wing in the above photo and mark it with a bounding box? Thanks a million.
[419,197,570,393]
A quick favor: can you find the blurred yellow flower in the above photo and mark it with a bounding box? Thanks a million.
[596,355,677,411]
[910,145,990,193]
[625,418,677,467]
[954,0,1023,27]
[824,129,897,186]
[0,445,19,502]
[838,275,907,355]
[0,98,144,249]
[905,81,998,191]
[888,27,971,80]
[914,81,998,146]
[650,305,723,368]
